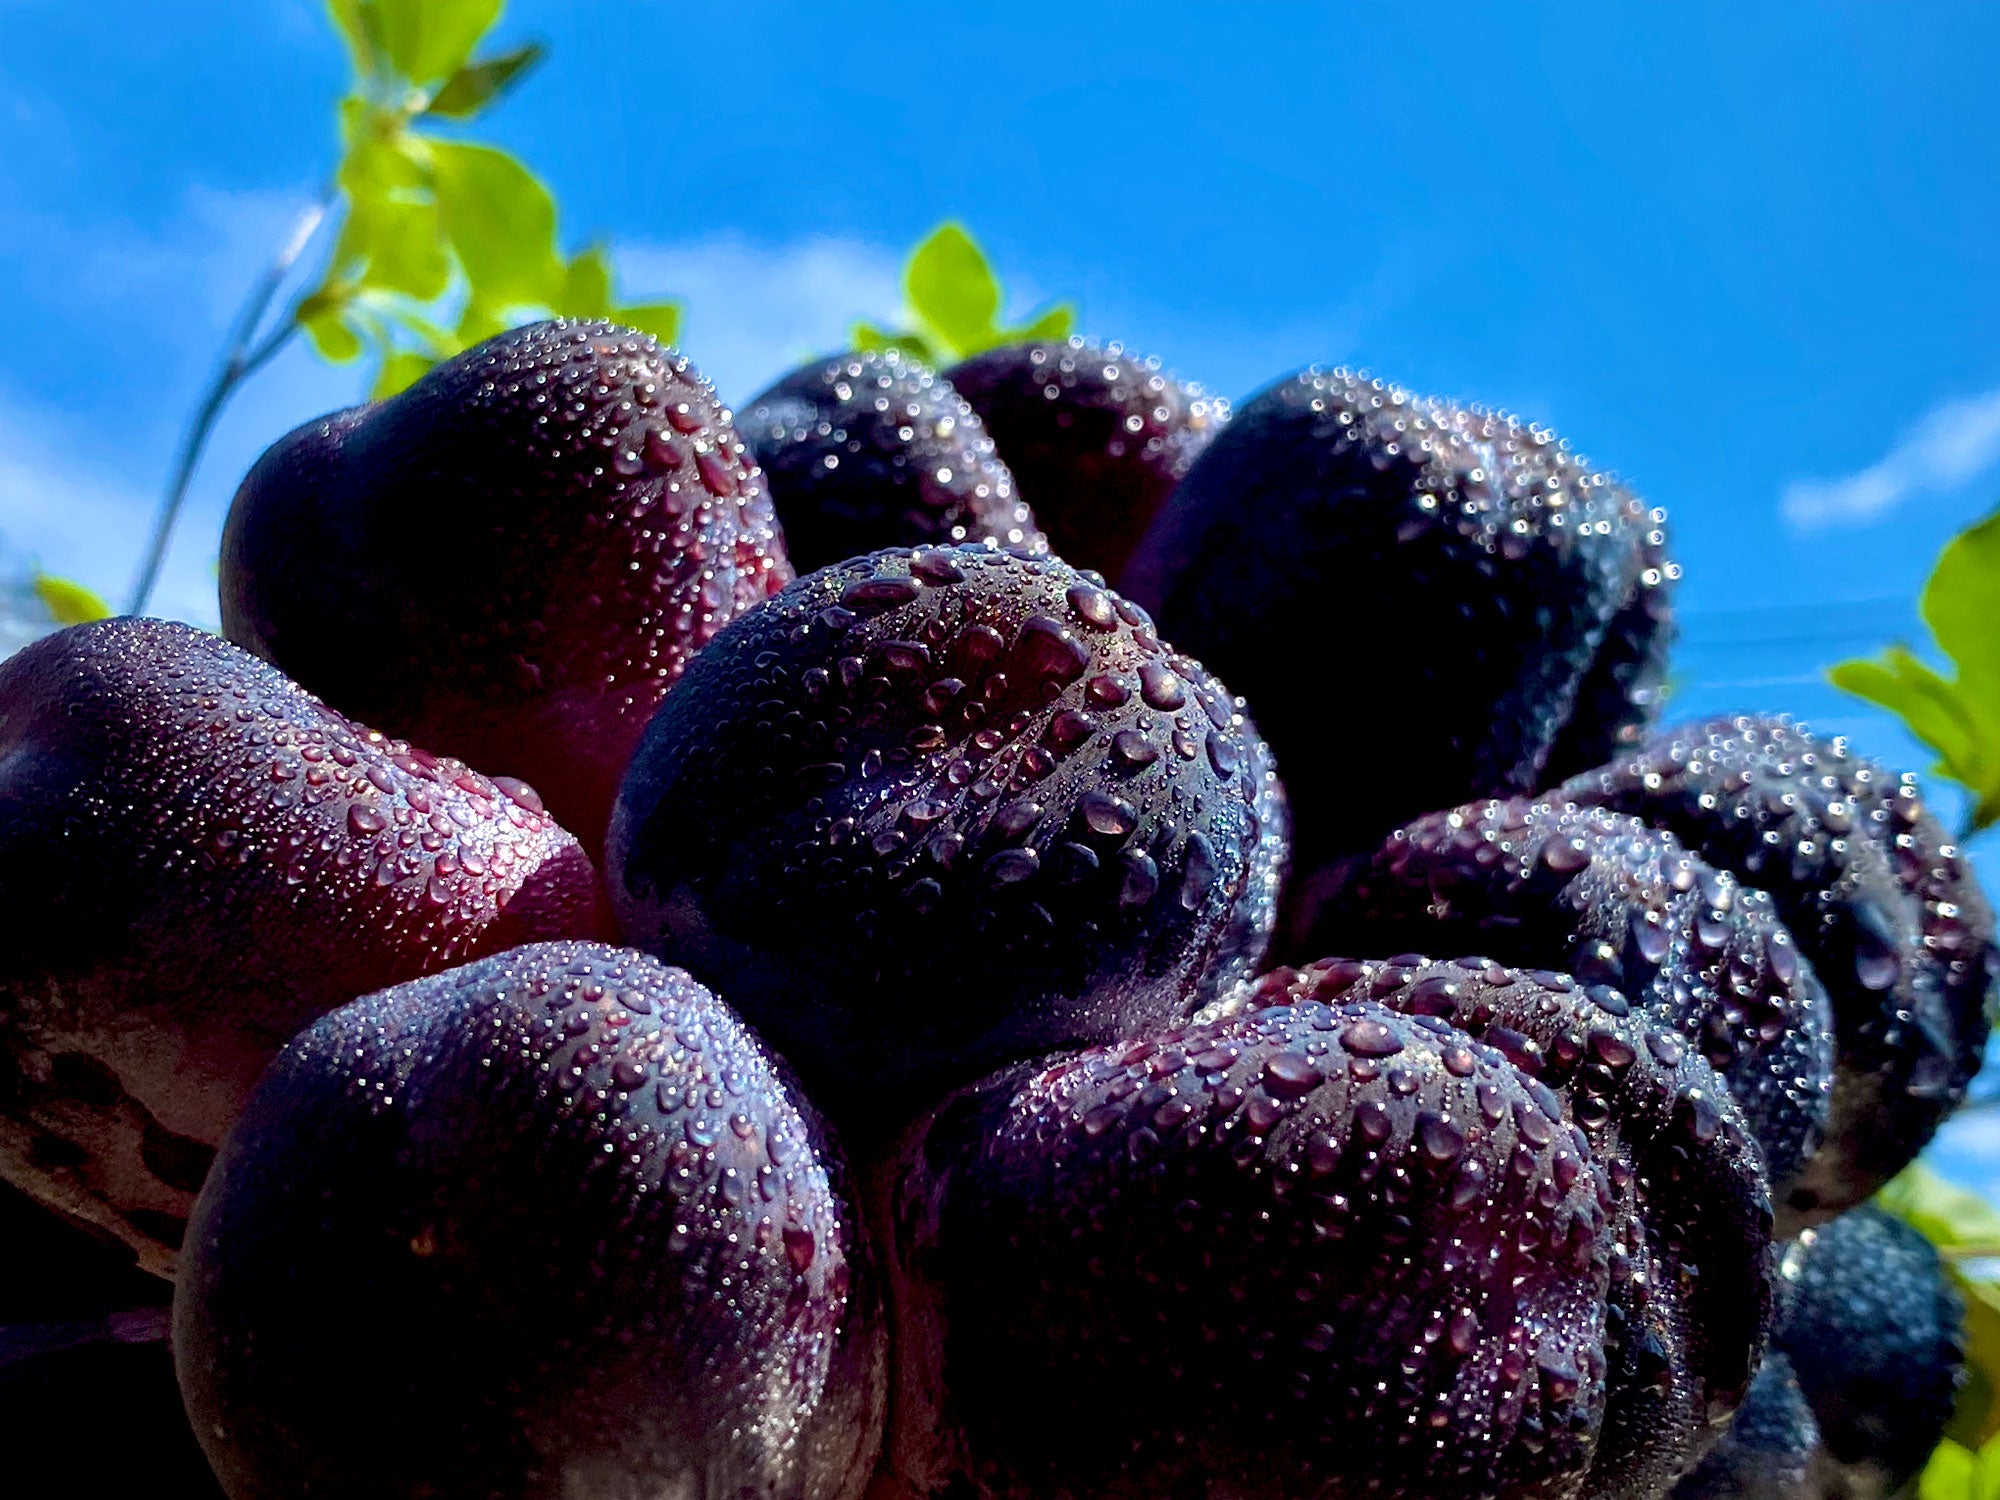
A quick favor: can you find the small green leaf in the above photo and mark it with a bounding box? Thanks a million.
[611,302,682,346]
[453,298,509,348]
[561,247,613,319]
[905,223,1001,359]
[299,300,365,362]
[32,573,111,626]
[1879,1163,2000,1249]
[372,349,437,398]
[424,40,544,118]
[1830,649,1982,783]
[1921,1436,1974,1500]
[1833,501,2000,832]
[430,141,564,310]
[1009,303,1076,344]
[371,0,503,85]
[337,188,452,303]
[327,0,387,77]
[851,320,939,364]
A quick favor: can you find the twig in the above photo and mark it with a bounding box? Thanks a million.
[125,187,337,616]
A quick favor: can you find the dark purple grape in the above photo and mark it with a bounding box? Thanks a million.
[221,319,793,850]
[872,955,1771,1500]
[0,618,606,1274]
[1293,797,1835,1210]
[606,546,1286,1139]
[174,941,884,1500]
[945,339,1225,582]
[1124,370,1669,874]
[742,349,1044,573]
[1558,716,1996,1214]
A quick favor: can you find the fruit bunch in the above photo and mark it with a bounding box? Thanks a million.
[1,320,1989,1500]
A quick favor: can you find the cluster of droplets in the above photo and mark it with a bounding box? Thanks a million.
[0,619,601,1272]
[179,941,882,1500]
[946,338,1229,582]
[49,622,587,958]
[1557,714,1998,1210]
[454,320,793,710]
[1282,368,1651,570]
[879,955,1768,1500]
[973,338,1229,481]
[1310,794,1835,1201]
[743,349,1044,572]
[608,545,1287,1128]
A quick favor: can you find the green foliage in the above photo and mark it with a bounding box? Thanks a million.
[31,573,112,626]
[1832,504,2000,834]
[853,222,1075,367]
[1921,1432,2000,1500]
[301,0,678,397]
[1879,1163,2000,1459]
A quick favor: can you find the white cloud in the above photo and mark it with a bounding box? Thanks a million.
[1783,386,2000,528]
[617,235,901,407]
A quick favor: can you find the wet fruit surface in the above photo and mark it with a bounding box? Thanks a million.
[945,339,1225,583]
[1295,798,1835,1207]
[1123,370,1669,873]
[0,619,605,1274]
[1773,1205,1965,1495]
[1558,716,1997,1215]
[873,956,1770,1500]
[743,350,1044,574]
[608,546,1286,1138]
[221,318,793,851]
[174,941,885,1500]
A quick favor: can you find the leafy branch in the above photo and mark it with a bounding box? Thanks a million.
[125,0,679,615]
[1832,504,2000,838]
[852,222,1074,367]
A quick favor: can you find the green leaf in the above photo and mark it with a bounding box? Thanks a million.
[453,298,509,348]
[1833,501,2000,832]
[1010,303,1076,344]
[429,141,564,310]
[1950,1279,2000,1449]
[32,573,111,626]
[299,299,364,362]
[611,301,681,346]
[372,349,437,398]
[327,0,387,77]
[424,40,544,118]
[560,246,613,319]
[905,222,1001,358]
[371,0,503,85]
[1830,649,1983,783]
[1879,1163,2000,1250]
[336,186,452,303]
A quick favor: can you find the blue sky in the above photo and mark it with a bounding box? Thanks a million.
[5,3,2000,1179]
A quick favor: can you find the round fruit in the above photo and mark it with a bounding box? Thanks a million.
[945,338,1226,582]
[174,941,885,1500]
[1558,716,1996,1215]
[221,318,793,850]
[872,955,1770,1500]
[1123,370,1669,871]
[0,618,605,1273]
[742,350,1044,573]
[607,546,1287,1138]
[1295,797,1836,1211]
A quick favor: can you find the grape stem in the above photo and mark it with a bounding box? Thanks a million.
[124,187,337,617]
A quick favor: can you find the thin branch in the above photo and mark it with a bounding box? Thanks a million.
[125,186,338,616]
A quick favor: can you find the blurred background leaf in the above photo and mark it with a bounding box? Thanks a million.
[127,0,683,610]
[31,573,111,626]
